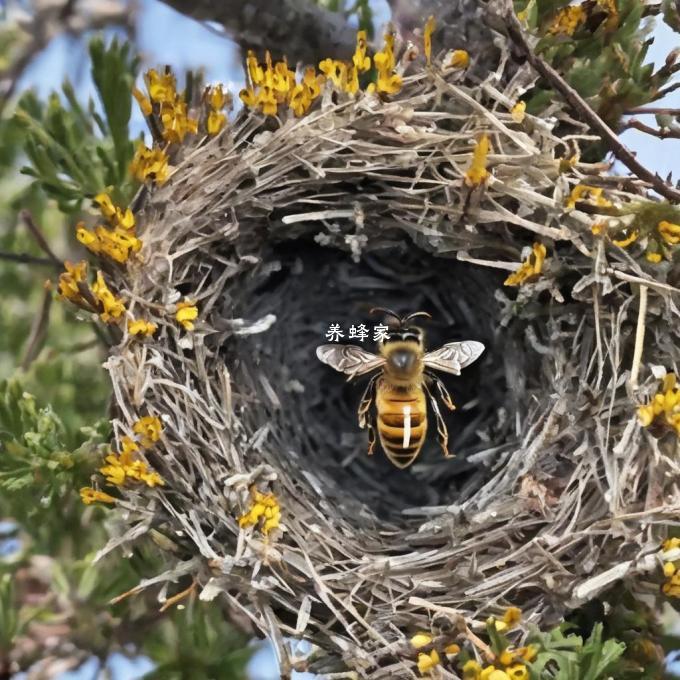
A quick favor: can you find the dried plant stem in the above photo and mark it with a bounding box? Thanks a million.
[629,284,648,390]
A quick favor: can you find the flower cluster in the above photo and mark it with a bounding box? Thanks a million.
[77,192,141,264]
[175,299,199,331]
[80,416,165,505]
[134,69,198,144]
[661,538,680,597]
[504,243,547,286]
[238,488,281,535]
[408,608,535,678]
[566,184,612,211]
[410,631,460,676]
[57,260,89,305]
[91,270,126,322]
[240,50,317,117]
[638,373,680,436]
[548,5,586,36]
[465,134,491,187]
[130,143,170,185]
[206,84,230,135]
[370,33,402,95]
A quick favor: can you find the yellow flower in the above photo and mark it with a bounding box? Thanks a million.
[161,102,199,144]
[664,562,677,577]
[80,487,116,505]
[246,50,264,86]
[94,192,117,220]
[638,373,680,436]
[481,668,510,680]
[502,606,522,628]
[566,184,612,210]
[410,632,433,649]
[663,537,680,551]
[208,84,230,111]
[424,15,436,65]
[91,271,125,322]
[145,68,177,104]
[450,49,470,69]
[128,318,157,337]
[465,133,491,187]
[658,220,680,245]
[352,30,371,73]
[416,649,440,675]
[663,571,680,598]
[646,251,662,263]
[611,230,638,248]
[132,86,153,116]
[130,143,170,185]
[319,58,347,88]
[549,5,586,35]
[78,222,141,264]
[58,260,88,304]
[176,299,198,331]
[207,110,227,135]
[239,489,281,535]
[444,643,460,656]
[504,242,547,286]
[506,665,528,680]
[373,33,402,95]
[510,101,526,123]
[99,440,164,489]
[597,0,619,30]
[591,221,607,236]
[133,415,163,448]
[462,660,482,679]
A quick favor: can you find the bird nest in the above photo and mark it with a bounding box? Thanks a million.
[98,40,680,679]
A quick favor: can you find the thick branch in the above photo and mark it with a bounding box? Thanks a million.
[158,0,357,64]
[498,0,680,204]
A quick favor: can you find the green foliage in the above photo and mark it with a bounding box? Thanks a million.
[142,601,252,679]
[530,623,626,679]
[15,36,140,213]
[515,0,675,146]
[0,379,108,499]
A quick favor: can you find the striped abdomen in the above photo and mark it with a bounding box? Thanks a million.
[376,378,427,468]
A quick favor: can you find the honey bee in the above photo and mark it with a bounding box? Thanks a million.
[316,309,485,469]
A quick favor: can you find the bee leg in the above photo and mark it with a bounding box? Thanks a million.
[424,382,453,458]
[426,372,456,411]
[367,416,377,456]
[357,374,379,455]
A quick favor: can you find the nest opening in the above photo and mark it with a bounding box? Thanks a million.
[226,237,536,523]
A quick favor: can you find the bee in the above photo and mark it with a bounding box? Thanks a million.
[316,309,485,469]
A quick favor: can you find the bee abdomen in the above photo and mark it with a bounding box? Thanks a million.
[376,388,427,468]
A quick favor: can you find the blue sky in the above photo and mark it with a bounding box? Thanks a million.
[9,0,679,677]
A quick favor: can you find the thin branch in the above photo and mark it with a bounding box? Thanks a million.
[623,118,680,140]
[499,0,680,204]
[20,210,62,264]
[624,107,680,116]
[0,251,61,268]
[21,289,52,370]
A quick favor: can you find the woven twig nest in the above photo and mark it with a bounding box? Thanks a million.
[99,40,680,679]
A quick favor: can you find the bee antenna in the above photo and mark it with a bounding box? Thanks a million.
[370,307,402,325]
[401,311,432,325]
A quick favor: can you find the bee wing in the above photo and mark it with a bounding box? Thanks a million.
[316,344,385,378]
[423,340,485,375]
